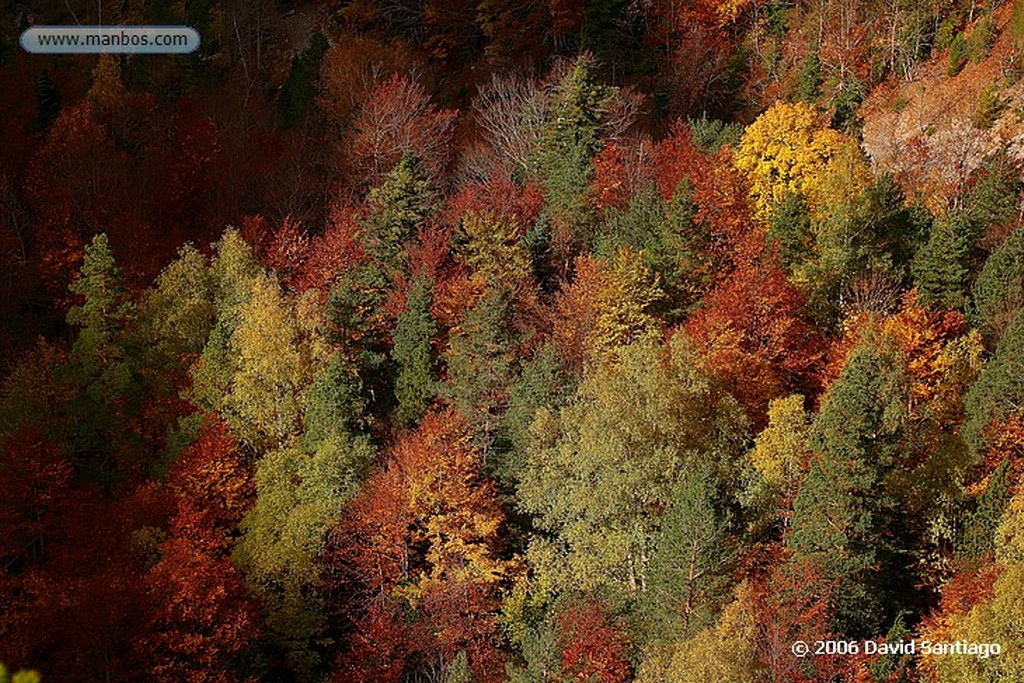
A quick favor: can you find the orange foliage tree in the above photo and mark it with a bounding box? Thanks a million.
[139,536,259,683]
[752,551,847,683]
[24,102,131,299]
[326,409,516,681]
[165,418,255,547]
[685,254,822,425]
[557,599,633,683]
[135,418,258,681]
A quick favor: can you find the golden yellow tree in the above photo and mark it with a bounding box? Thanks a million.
[734,101,869,221]
[587,247,663,366]
[457,210,533,287]
[748,394,812,494]
[919,488,1024,681]
[636,582,759,683]
[225,272,311,448]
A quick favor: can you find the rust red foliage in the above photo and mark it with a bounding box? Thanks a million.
[652,123,709,200]
[330,599,419,683]
[348,74,458,186]
[557,599,632,683]
[693,146,762,273]
[24,102,126,299]
[139,536,259,683]
[166,418,254,550]
[552,254,607,375]
[445,173,546,229]
[591,139,659,212]
[0,426,73,566]
[262,217,311,290]
[293,204,369,293]
[685,254,822,424]
[325,409,511,682]
[752,552,844,683]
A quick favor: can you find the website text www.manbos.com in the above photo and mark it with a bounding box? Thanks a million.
[20,26,200,54]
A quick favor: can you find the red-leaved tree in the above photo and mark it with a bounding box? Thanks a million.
[325,409,515,682]
[348,74,458,186]
[557,599,632,683]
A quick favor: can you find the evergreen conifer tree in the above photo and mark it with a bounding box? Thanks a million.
[912,214,972,310]
[34,70,61,130]
[789,332,918,636]
[392,277,438,426]
[973,226,1024,343]
[963,312,1024,453]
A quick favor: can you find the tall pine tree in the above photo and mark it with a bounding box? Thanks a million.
[63,233,139,476]
[788,330,919,636]
[392,277,438,426]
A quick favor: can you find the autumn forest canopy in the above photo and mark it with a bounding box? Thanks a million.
[4,0,1024,681]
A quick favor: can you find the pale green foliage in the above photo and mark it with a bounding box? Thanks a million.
[1013,0,1024,46]
[995,491,1024,565]
[969,563,1024,679]
[0,663,41,683]
[365,155,436,273]
[188,228,262,415]
[925,492,1024,682]
[225,273,310,448]
[238,440,372,586]
[444,650,475,683]
[234,434,374,678]
[209,227,261,319]
[636,583,759,683]
[67,234,132,343]
[997,487,1024,564]
[189,323,237,416]
[518,336,747,599]
[138,243,215,362]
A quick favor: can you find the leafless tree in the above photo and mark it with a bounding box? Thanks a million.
[472,73,546,174]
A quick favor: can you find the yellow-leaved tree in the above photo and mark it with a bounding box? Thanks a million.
[742,394,813,534]
[748,394,811,493]
[733,101,869,222]
[457,210,533,287]
[920,488,1024,681]
[587,246,663,366]
[225,272,312,448]
[636,582,760,683]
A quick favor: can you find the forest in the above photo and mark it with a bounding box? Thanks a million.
[2,0,1024,681]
